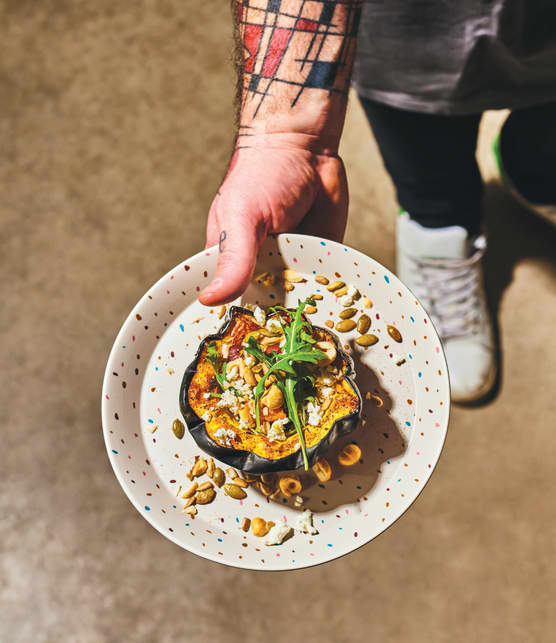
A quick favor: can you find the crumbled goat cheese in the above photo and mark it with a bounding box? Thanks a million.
[339,295,354,307]
[214,427,236,447]
[254,306,266,326]
[264,522,292,546]
[243,352,255,367]
[267,417,289,442]
[201,411,212,422]
[203,392,211,399]
[217,389,239,413]
[346,284,359,298]
[321,377,333,385]
[294,509,318,535]
[232,378,254,398]
[321,387,333,398]
[265,317,283,334]
[306,401,321,426]
[238,416,253,430]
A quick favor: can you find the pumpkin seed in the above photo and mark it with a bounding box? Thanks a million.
[339,308,357,319]
[213,467,225,487]
[363,296,373,308]
[387,325,403,342]
[334,286,348,297]
[315,275,329,285]
[197,481,214,491]
[223,483,247,499]
[196,488,216,504]
[310,293,323,300]
[357,314,371,334]
[325,320,334,328]
[356,334,379,346]
[233,477,248,488]
[304,305,318,314]
[172,418,185,439]
[327,280,345,292]
[184,496,196,508]
[335,319,356,332]
[282,269,305,283]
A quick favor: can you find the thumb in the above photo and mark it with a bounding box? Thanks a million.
[199,217,264,306]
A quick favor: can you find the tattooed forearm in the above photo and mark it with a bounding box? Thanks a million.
[233,0,361,138]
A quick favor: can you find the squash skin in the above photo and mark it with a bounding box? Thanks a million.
[179,306,362,473]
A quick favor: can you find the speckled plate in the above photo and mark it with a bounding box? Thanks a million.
[102,234,450,570]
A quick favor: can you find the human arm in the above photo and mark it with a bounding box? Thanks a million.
[200,0,362,305]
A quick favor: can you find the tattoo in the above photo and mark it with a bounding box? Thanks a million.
[234,0,361,118]
[219,230,227,252]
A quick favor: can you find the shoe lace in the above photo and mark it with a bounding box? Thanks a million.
[406,236,486,339]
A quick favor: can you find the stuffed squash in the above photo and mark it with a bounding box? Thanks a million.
[179,299,361,473]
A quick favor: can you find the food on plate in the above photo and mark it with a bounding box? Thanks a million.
[179,299,361,473]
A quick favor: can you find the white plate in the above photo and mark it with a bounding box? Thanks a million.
[102,234,449,570]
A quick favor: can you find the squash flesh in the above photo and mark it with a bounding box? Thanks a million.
[187,311,359,461]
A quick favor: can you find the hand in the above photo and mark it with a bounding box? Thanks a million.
[199,140,348,306]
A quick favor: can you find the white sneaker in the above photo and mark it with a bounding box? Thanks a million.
[396,212,497,403]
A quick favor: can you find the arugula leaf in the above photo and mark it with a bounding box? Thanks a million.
[205,342,227,390]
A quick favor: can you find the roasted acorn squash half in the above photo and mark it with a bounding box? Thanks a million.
[179,302,361,473]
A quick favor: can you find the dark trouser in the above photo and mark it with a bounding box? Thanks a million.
[359,97,556,236]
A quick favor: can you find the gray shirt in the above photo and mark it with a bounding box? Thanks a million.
[353,0,556,114]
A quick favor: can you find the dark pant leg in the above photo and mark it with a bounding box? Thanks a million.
[359,97,483,235]
[499,101,556,204]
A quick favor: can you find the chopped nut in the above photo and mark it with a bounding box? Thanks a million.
[338,443,362,466]
[279,476,302,498]
[226,467,238,480]
[191,457,208,478]
[181,482,198,498]
[183,505,197,516]
[218,305,227,319]
[207,457,215,478]
[251,517,273,537]
[294,495,304,507]
[150,425,158,433]
[312,458,332,482]
[184,496,196,508]
[241,517,251,532]
[325,320,334,328]
[283,280,294,292]
[255,271,277,286]
[363,296,373,308]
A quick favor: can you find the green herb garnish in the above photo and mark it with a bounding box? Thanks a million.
[205,342,227,390]
[246,299,326,470]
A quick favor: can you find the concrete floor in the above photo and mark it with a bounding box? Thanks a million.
[2,2,556,642]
